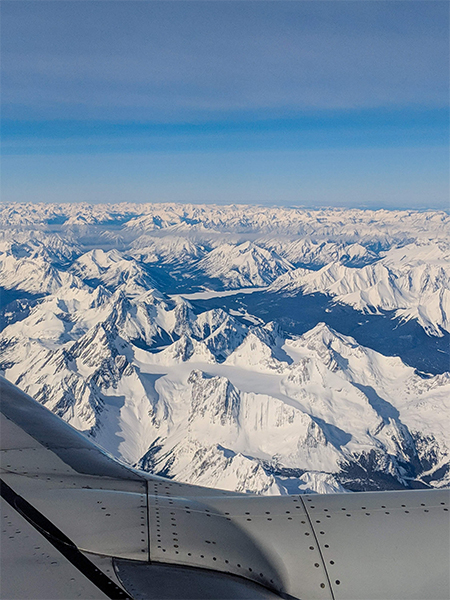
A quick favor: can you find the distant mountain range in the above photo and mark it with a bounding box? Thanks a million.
[0,202,448,494]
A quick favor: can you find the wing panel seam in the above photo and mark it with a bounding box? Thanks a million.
[300,495,335,600]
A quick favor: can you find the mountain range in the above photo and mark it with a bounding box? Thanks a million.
[0,202,448,494]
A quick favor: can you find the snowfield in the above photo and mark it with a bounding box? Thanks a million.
[0,202,449,494]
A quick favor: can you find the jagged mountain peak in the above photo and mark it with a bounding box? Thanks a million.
[194,306,229,329]
[130,234,205,265]
[0,251,86,294]
[88,284,112,308]
[225,329,285,372]
[260,237,377,268]
[149,441,280,495]
[154,334,216,364]
[250,320,284,346]
[195,240,294,288]
[133,287,166,305]
[269,250,450,336]
[0,231,81,264]
[288,322,413,384]
[300,321,348,346]
[71,248,158,295]
[71,248,122,273]
[71,320,119,361]
[188,370,240,427]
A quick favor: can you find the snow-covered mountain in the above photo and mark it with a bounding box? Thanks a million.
[130,235,206,265]
[2,202,448,242]
[2,203,448,334]
[70,248,158,296]
[0,251,85,295]
[260,238,378,268]
[268,240,450,335]
[194,241,294,288]
[0,202,448,495]
[2,300,448,493]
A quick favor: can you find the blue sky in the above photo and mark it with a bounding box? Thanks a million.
[1,1,448,208]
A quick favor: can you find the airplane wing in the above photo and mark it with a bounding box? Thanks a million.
[1,376,449,600]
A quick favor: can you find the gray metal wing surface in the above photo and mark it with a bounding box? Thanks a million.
[1,376,449,600]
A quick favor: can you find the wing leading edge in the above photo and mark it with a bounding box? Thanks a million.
[1,376,449,600]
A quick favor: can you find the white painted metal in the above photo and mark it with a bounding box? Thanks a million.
[302,489,450,600]
[148,492,284,595]
[21,487,149,560]
[145,482,450,600]
[148,480,333,599]
[0,412,43,451]
[0,497,108,600]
